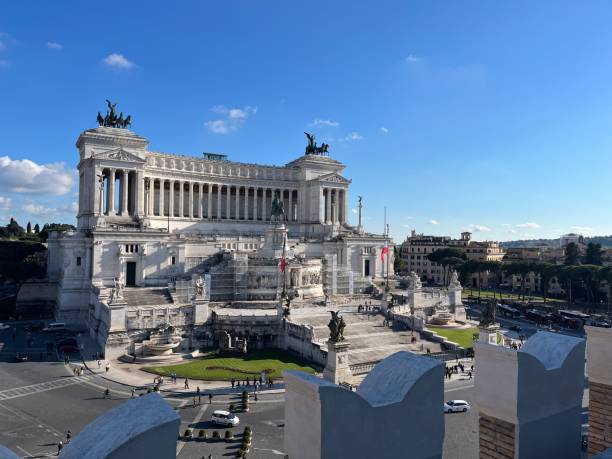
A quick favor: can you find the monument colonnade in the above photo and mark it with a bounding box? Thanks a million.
[97,167,348,225]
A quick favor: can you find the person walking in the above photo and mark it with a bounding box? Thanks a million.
[184,379,189,390]
[57,441,63,455]
[197,386,201,404]
[66,430,71,443]
[105,362,110,373]
[104,387,110,399]
[131,388,135,398]
[208,393,213,404]
[231,378,235,388]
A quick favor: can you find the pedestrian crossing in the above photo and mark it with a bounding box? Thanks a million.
[0,375,95,401]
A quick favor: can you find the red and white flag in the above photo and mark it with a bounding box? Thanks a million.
[279,233,287,273]
[381,241,389,262]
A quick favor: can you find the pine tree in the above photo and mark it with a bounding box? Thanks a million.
[26,222,32,233]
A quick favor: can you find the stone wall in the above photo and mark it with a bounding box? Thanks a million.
[479,414,515,459]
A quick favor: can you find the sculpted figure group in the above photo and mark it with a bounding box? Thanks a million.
[97,100,132,129]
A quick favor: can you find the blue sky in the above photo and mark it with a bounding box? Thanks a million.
[2,1,612,242]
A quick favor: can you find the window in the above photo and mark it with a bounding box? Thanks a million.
[76,257,81,266]
[171,256,176,265]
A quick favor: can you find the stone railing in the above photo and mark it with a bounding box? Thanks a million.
[350,361,378,375]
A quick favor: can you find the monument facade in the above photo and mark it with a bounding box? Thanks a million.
[46,106,392,356]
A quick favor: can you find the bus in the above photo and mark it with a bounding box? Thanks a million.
[558,310,590,329]
[496,304,521,319]
[525,309,549,325]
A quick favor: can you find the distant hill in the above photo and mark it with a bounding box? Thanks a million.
[502,235,612,249]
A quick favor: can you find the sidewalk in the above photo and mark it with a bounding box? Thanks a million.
[73,333,286,396]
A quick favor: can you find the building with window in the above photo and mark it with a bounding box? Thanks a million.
[398,230,505,285]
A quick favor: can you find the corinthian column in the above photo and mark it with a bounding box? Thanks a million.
[207,184,212,219]
[137,171,145,217]
[225,185,231,220]
[120,171,129,216]
[244,188,249,220]
[169,180,175,217]
[325,188,332,224]
[158,180,165,216]
[253,188,258,220]
[178,181,184,218]
[288,190,293,222]
[216,184,222,219]
[107,169,115,215]
[188,181,194,218]
[198,183,203,218]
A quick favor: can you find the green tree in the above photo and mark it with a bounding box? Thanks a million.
[427,248,468,285]
[585,242,603,266]
[6,218,25,238]
[26,222,32,234]
[38,223,77,242]
[531,262,558,304]
[564,242,580,266]
[504,261,534,301]
[557,265,579,305]
[393,252,406,274]
[33,223,40,234]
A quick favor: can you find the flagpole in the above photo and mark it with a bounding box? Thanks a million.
[383,206,387,285]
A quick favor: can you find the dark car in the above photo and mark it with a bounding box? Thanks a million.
[509,325,522,333]
[24,323,43,332]
[58,344,78,354]
[14,354,28,362]
[57,337,78,347]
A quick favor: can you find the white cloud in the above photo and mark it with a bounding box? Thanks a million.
[346,132,363,141]
[0,196,11,211]
[380,127,389,133]
[516,222,541,229]
[204,119,231,134]
[406,54,421,64]
[46,42,62,50]
[351,208,358,214]
[0,156,74,195]
[22,201,77,217]
[311,118,339,128]
[205,105,257,134]
[428,219,439,225]
[103,53,135,69]
[470,224,492,232]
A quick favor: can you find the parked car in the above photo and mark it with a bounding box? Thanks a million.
[211,410,240,426]
[57,337,78,347]
[14,354,28,362]
[43,322,66,332]
[0,323,10,331]
[444,400,471,413]
[59,344,78,354]
[24,323,43,332]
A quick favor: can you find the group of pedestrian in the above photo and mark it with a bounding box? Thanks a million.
[72,365,85,376]
[444,362,474,380]
[169,372,178,383]
[230,375,274,390]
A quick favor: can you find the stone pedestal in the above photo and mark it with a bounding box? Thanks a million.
[257,224,287,260]
[475,331,585,459]
[323,340,352,384]
[586,326,612,455]
[478,324,500,345]
[192,298,209,325]
[108,300,127,332]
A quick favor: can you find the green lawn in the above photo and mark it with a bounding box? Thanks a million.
[143,349,317,381]
[426,326,479,349]
[462,289,564,303]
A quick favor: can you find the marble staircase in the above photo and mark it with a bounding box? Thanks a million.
[123,287,174,307]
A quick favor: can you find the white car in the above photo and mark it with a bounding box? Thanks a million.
[211,410,240,427]
[444,400,471,413]
[0,323,10,331]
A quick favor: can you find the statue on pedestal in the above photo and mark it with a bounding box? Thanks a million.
[270,191,286,222]
[408,271,422,290]
[479,303,496,327]
[328,311,346,342]
[449,270,461,288]
[194,275,206,299]
[110,276,124,303]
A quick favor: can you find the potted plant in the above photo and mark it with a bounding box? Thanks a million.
[197,430,206,441]
[225,430,234,442]
[183,428,193,440]
[212,430,220,441]
[241,391,250,412]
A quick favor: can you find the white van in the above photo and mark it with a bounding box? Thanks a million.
[42,322,66,332]
[211,410,239,426]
